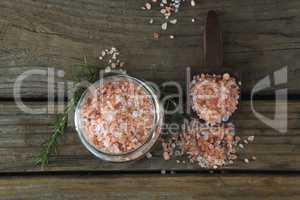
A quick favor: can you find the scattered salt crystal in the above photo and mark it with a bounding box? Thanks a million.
[163,151,171,160]
[149,18,154,24]
[223,73,230,80]
[169,19,177,24]
[160,9,166,14]
[161,169,166,174]
[191,0,196,7]
[145,3,152,10]
[252,156,257,161]
[244,139,248,144]
[244,158,249,164]
[191,18,195,23]
[104,67,111,73]
[248,136,255,142]
[161,22,168,30]
[239,143,244,149]
[176,160,180,164]
[153,32,160,39]
[146,152,152,159]
[170,35,174,39]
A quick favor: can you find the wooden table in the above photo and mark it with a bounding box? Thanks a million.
[1,0,300,199]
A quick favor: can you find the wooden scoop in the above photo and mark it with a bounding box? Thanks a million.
[191,10,240,77]
[204,10,223,69]
[188,10,241,121]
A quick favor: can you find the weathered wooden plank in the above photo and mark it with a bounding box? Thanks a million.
[0,100,299,172]
[0,175,300,200]
[0,0,300,98]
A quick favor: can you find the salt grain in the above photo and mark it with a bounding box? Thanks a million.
[153,32,160,39]
[191,0,196,7]
[146,152,153,159]
[169,19,178,24]
[248,136,255,142]
[104,67,111,73]
[160,9,166,14]
[163,151,171,160]
[145,3,152,10]
[244,158,249,164]
[161,22,168,30]
[171,143,176,148]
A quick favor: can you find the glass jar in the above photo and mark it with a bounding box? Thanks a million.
[74,72,164,162]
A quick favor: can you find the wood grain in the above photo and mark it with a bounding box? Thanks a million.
[1,175,300,200]
[204,10,223,68]
[0,0,300,98]
[0,100,299,172]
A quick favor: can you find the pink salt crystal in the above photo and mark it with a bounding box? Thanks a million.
[163,151,171,160]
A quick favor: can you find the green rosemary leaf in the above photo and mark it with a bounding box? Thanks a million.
[73,64,105,83]
[35,62,106,167]
[35,98,75,167]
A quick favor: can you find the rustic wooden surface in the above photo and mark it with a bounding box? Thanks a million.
[1,0,300,198]
[0,101,299,172]
[0,0,300,98]
[1,175,300,200]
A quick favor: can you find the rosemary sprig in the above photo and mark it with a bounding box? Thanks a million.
[35,98,75,167]
[35,48,124,167]
[35,62,104,167]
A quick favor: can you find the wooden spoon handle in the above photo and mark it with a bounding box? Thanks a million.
[204,10,223,68]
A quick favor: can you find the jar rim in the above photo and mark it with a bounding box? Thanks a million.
[74,73,163,162]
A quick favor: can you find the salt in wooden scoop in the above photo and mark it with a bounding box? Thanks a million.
[188,10,241,124]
